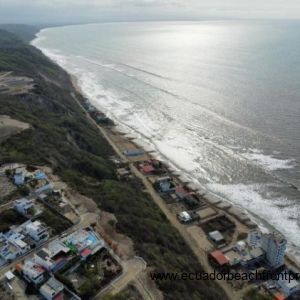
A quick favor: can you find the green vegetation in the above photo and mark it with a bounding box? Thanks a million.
[102,292,132,300]
[0,24,39,43]
[0,209,27,232]
[38,208,72,235]
[244,288,273,300]
[0,29,226,300]
[0,29,115,182]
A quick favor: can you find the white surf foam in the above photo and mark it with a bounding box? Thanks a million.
[32,29,300,263]
[243,149,296,171]
[207,182,300,260]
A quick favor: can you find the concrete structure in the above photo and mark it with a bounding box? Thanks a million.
[35,183,53,195]
[0,235,21,261]
[25,221,49,243]
[14,198,34,216]
[277,273,300,297]
[262,232,287,269]
[177,211,192,223]
[123,149,143,157]
[154,176,176,193]
[21,258,46,285]
[34,240,70,272]
[34,170,47,181]
[209,231,226,247]
[4,271,15,281]
[63,228,105,259]
[175,186,189,200]
[248,230,262,248]
[209,250,229,267]
[40,277,64,300]
[13,167,26,185]
[0,230,31,262]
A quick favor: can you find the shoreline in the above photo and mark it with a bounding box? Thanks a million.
[70,74,300,273]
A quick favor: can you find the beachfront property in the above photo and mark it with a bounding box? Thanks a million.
[153,176,176,194]
[138,159,165,176]
[177,211,192,223]
[262,232,287,269]
[211,230,287,270]
[62,228,105,259]
[175,186,190,200]
[209,250,230,269]
[123,148,144,157]
[208,230,226,248]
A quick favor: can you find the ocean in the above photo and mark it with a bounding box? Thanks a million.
[32,20,300,260]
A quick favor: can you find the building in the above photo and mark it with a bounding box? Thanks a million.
[177,211,192,223]
[0,235,21,262]
[247,230,262,248]
[14,198,34,216]
[277,273,300,297]
[35,183,53,195]
[34,170,47,181]
[240,247,265,267]
[63,228,105,259]
[25,221,49,243]
[123,149,143,157]
[21,258,47,285]
[40,277,64,300]
[34,241,70,272]
[209,250,229,268]
[175,186,189,200]
[116,168,131,180]
[139,163,155,175]
[208,231,226,247]
[154,176,176,194]
[13,168,26,185]
[0,230,31,262]
[261,232,287,269]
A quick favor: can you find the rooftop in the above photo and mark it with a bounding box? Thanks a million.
[209,231,225,242]
[40,277,64,295]
[210,250,229,266]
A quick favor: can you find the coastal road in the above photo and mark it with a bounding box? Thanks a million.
[70,89,239,300]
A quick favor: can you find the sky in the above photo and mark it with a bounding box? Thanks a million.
[0,0,300,24]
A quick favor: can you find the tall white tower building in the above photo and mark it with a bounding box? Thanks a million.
[261,231,287,269]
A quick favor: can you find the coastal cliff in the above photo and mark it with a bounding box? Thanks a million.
[0,28,227,299]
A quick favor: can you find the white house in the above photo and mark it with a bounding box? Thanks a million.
[22,258,46,285]
[14,198,34,216]
[25,221,49,243]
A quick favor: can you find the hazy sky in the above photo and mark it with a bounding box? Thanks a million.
[0,0,299,24]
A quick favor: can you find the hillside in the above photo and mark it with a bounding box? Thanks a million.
[0,24,39,43]
[0,29,226,300]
